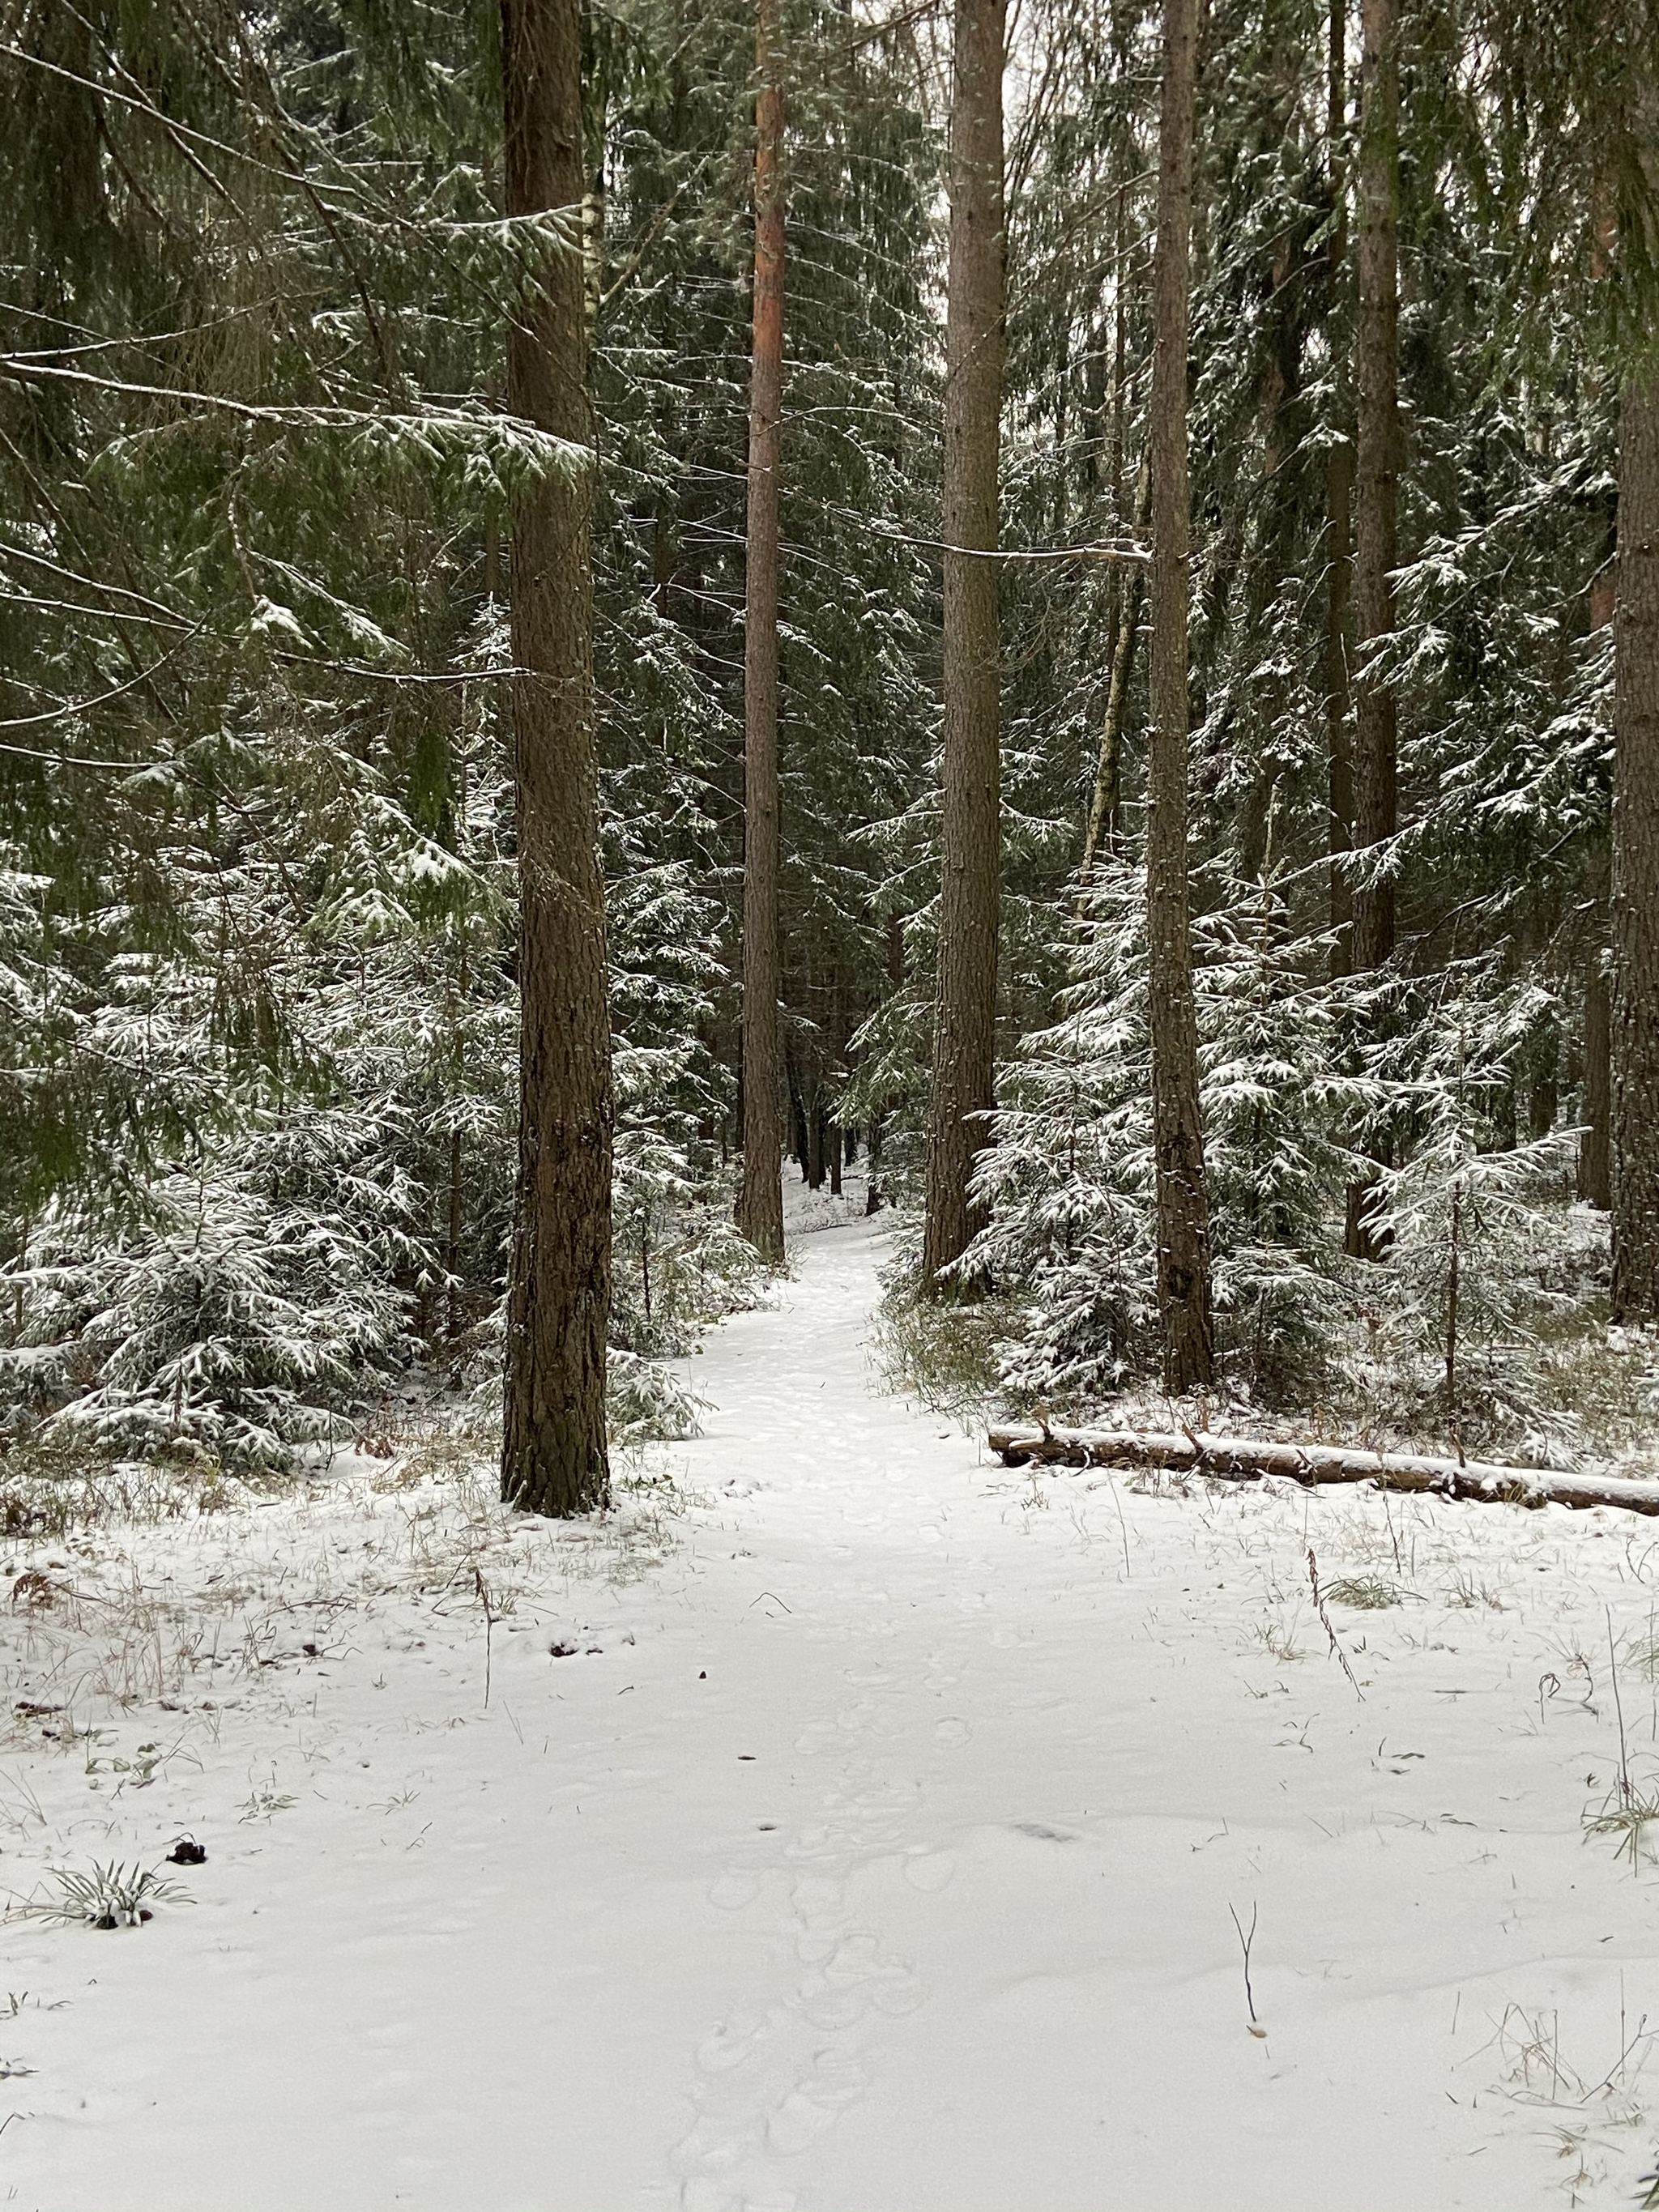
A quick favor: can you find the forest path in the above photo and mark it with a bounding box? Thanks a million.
[4,1203,1656,2210]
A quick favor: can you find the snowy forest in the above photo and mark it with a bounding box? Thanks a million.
[6,0,1659,2205]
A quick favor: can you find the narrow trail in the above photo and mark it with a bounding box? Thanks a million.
[5,1206,1657,2210]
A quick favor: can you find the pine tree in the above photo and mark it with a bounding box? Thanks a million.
[499,0,613,1516]
[1145,0,1213,1388]
[1351,0,1400,979]
[736,0,787,1267]
[1611,354,1659,1316]
[739,0,791,1265]
[923,0,1007,1288]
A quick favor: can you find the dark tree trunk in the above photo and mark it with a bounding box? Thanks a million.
[1325,0,1355,974]
[1342,0,1400,1261]
[736,0,787,1266]
[922,0,1005,1289]
[1351,0,1399,977]
[788,1059,809,1176]
[1527,1020,1559,1141]
[1581,950,1612,1208]
[1613,365,1659,1315]
[500,0,612,1517]
[1145,0,1214,1392]
[446,1125,463,1340]
[1079,462,1150,891]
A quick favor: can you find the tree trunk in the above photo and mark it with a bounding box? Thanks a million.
[788,1057,809,1176]
[1351,0,1399,977]
[446,1124,463,1340]
[1325,0,1355,975]
[1581,948,1612,1208]
[736,0,787,1267]
[921,0,1006,1289]
[499,0,612,1517]
[1342,0,1400,1262]
[1078,462,1151,893]
[1613,364,1659,1315]
[1145,0,1214,1392]
[986,1423,1659,1517]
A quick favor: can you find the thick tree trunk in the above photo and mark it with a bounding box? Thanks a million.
[922,0,1006,1289]
[1326,0,1355,974]
[987,1424,1659,1517]
[1581,948,1612,1208]
[1145,0,1214,1392]
[1351,0,1399,976]
[1613,364,1659,1315]
[736,0,787,1266]
[500,0,612,1517]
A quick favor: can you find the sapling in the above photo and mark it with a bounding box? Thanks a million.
[1367,989,1578,1452]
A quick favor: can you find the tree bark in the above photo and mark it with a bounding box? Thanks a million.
[1325,0,1355,975]
[1145,0,1214,1392]
[1351,0,1399,977]
[499,0,612,1517]
[921,0,1006,1289]
[1581,948,1612,1208]
[736,0,787,1267]
[1613,364,1659,1315]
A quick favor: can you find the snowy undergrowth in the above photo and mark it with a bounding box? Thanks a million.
[877,1198,1659,1477]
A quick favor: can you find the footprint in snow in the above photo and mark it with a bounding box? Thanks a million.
[697,2014,767,2074]
[902,1848,954,1892]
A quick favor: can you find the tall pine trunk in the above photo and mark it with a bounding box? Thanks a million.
[1325,0,1355,974]
[1344,0,1400,1261]
[736,0,787,1266]
[921,0,1006,1289]
[1145,0,1213,1392]
[1352,0,1399,976]
[1612,364,1659,1315]
[499,0,612,1517]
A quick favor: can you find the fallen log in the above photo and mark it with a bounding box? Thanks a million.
[986,1424,1659,1518]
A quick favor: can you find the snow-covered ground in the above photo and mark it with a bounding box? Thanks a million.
[6,1209,1659,2209]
